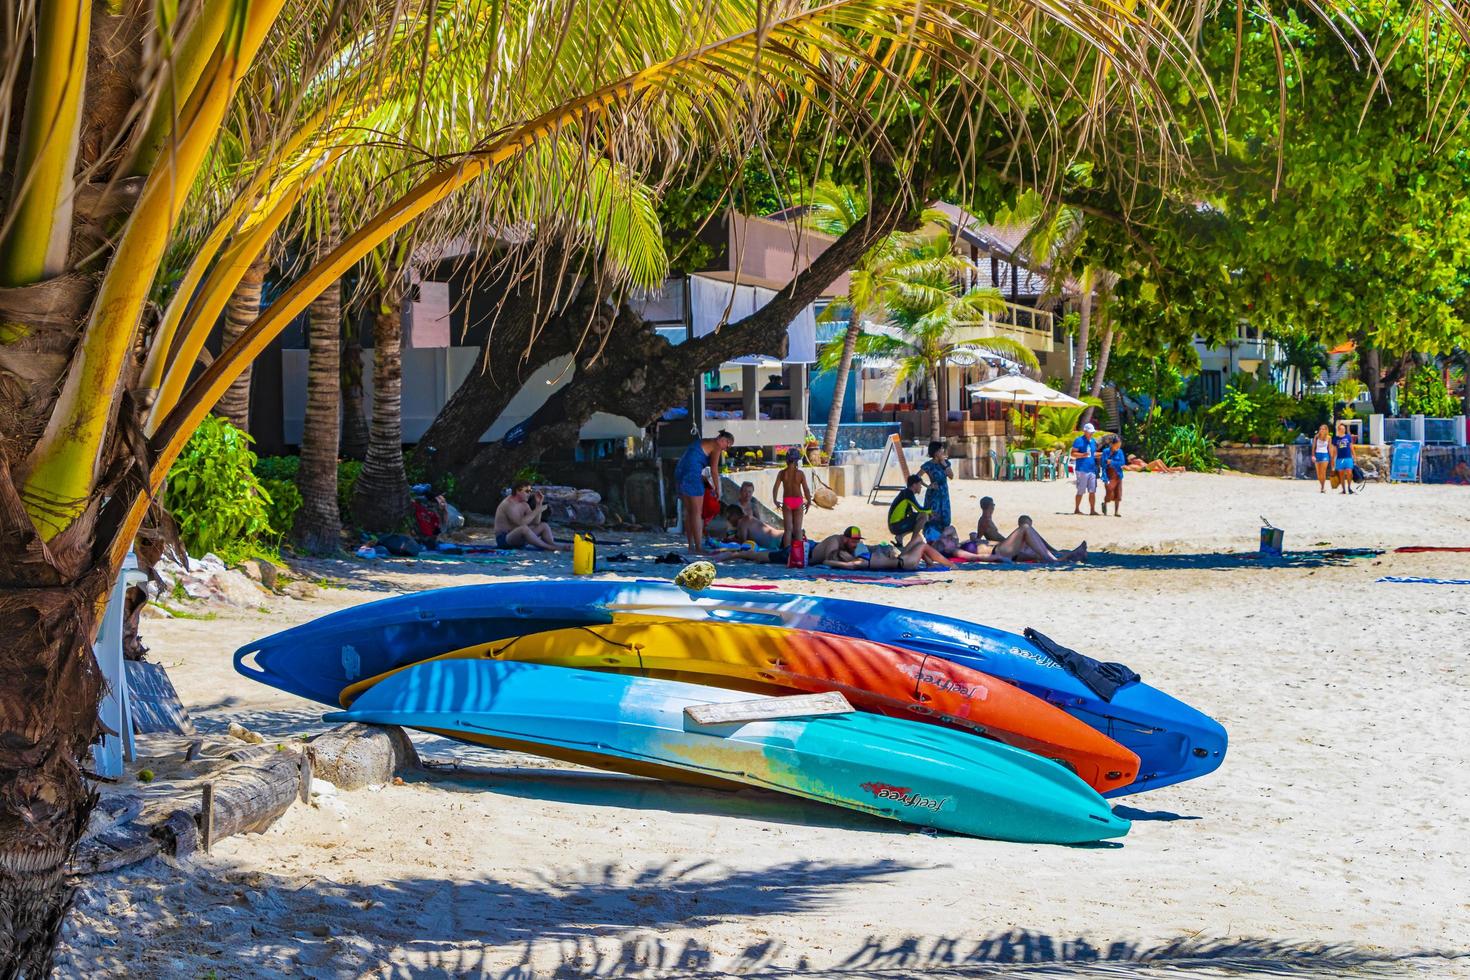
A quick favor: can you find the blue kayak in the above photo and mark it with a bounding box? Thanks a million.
[326,658,1130,844]
[237,579,1225,796]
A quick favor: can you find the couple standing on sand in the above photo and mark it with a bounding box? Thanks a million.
[1071,423,1127,517]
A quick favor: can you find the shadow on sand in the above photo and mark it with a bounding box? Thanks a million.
[61,853,1464,978]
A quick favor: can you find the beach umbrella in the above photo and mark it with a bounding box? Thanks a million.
[966,376,1086,444]
[965,375,1086,407]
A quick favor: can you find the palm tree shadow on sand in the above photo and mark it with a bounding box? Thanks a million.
[59,855,1466,978]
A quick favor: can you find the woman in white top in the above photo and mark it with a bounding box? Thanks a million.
[1312,424,1332,493]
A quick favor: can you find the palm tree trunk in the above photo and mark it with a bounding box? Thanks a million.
[822,317,864,458]
[353,277,411,531]
[1461,350,1470,417]
[1082,313,1114,426]
[292,194,344,552]
[213,255,267,431]
[340,327,370,460]
[927,366,942,442]
[1067,276,1092,399]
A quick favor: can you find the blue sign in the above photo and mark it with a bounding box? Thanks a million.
[1390,440,1422,483]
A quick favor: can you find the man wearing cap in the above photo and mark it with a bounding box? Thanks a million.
[886,473,931,547]
[810,526,867,568]
[1071,422,1101,516]
[771,447,812,548]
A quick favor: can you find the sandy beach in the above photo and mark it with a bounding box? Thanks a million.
[59,471,1470,978]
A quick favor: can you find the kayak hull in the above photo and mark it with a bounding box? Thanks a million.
[326,659,1131,844]
[342,616,1140,794]
[237,579,1225,795]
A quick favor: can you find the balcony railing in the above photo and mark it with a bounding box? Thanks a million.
[953,301,1054,353]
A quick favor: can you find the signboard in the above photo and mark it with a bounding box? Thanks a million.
[1390,440,1422,483]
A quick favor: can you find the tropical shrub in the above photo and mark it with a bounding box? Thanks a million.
[1287,394,1334,434]
[166,417,276,562]
[337,460,364,526]
[1206,381,1294,443]
[255,454,368,530]
[259,478,303,538]
[1399,368,1458,417]
[1007,399,1103,451]
[1154,422,1222,471]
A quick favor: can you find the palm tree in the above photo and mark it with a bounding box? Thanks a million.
[214,256,270,429]
[807,191,957,456]
[0,0,1379,966]
[292,189,345,552]
[839,233,1041,438]
[351,244,415,532]
[1270,330,1330,397]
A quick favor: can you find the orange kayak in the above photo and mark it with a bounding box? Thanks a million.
[342,615,1139,793]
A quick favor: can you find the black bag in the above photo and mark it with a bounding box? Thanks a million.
[379,533,422,557]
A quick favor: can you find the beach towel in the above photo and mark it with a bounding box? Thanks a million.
[1377,576,1470,585]
[813,574,939,588]
[1023,628,1140,701]
[1393,546,1470,553]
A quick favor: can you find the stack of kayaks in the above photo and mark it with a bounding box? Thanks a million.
[237,579,1227,844]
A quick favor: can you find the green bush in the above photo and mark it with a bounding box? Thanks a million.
[253,454,299,482]
[1155,422,1221,471]
[1399,368,1458,417]
[337,459,363,525]
[258,477,302,537]
[1287,394,1334,434]
[255,454,368,528]
[166,417,277,562]
[1206,381,1294,443]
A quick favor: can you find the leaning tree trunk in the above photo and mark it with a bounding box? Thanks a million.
[821,317,863,458]
[352,278,412,531]
[292,196,344,553]
[1082,314,1114,427]
[450,197,919,501]
[214,256,267,432]
[1067,283,1092,399]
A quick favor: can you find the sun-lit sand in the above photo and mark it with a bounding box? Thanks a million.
[60,472,1470,977]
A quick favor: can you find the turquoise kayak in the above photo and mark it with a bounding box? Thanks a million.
[325,659,1130,845]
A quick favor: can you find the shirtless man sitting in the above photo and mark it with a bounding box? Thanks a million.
[975,496,1005,544]
[493,481,567,551]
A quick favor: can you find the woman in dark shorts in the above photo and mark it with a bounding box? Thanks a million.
[675,430,734,553]
[1331,422,1355,495]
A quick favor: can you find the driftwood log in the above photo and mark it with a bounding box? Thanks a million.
[74,745,307,875]
[306,723,418,791]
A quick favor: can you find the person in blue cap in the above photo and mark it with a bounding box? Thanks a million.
[1071,422,1100,515]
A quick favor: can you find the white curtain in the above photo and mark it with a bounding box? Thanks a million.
[689,276,816,363]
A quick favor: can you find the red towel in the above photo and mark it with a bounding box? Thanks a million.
[1394,546,1470,553]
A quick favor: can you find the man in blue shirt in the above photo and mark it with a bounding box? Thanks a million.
[1071,422,1100,515]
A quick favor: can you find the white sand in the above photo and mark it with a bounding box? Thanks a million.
[61,473,1470,978]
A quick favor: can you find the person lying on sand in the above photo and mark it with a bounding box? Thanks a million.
[858,535,953,571]
[719,504,783,549]
[809,526,866,568]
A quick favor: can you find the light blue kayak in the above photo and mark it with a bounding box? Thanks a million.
[325,658,1130,844]
[236,579,1225,796]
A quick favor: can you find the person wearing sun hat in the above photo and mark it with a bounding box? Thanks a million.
[1070,422,1101,516]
